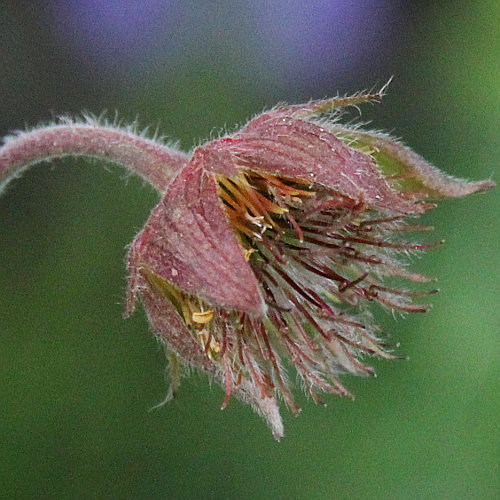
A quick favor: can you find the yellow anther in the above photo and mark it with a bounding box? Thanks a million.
[244,248,255,261]
[197,331,222,358]
[208,339,221,354]
[192,310,214,324]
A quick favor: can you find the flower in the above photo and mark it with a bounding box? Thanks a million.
[0,90,494,439]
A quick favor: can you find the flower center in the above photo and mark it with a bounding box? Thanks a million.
[146,169,439,412]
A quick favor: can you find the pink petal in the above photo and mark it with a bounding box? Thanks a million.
[210,113,421,214]
[334,129,496,198]
[127,155,265,316]
[135,267,284,437]
[138,270,215,372]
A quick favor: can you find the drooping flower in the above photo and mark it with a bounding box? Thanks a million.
[0,90,494,439]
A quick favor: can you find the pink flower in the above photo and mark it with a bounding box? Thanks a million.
[0,91,494,439]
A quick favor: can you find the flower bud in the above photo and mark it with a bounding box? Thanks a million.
[0,94,494,440]
[125,93,494,439]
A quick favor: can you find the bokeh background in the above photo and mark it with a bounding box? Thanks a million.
[1,1,498,498]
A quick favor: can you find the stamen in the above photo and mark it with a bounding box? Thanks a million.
[192,310,214,324]
[221,355,232,410]
[242,347,271,400]
[331,234,444,250]
[257,320,300,414]
[244,248,255,261]
[368,284,439,297]
[288,295,332,342]
[288,310,319,352]
[338,272,369,292]
[221,321,229,357]
[286,212,304,241]
[293,255,347,285]
[363,288,431,312]
[272,264,326,308]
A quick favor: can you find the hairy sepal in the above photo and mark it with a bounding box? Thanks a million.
[126,155,265,316]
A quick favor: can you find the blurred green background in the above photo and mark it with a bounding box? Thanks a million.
[0,1,498,499]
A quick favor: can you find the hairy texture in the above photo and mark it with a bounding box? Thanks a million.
[315,125,495,198]
[0,118,187,193]
[0,91,494,440]
[126,157,266,317]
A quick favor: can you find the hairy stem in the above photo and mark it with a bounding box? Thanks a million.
[0,123,189,194]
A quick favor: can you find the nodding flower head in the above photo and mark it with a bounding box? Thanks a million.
[0,90,494,439]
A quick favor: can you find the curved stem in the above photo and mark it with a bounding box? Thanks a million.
[0,123,189,194]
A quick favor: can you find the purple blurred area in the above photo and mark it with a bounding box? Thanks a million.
[49,0,397,89]
[251,0,395,83]
[51,0,188,73]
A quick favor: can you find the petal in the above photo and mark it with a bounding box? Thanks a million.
[136,267,284,438]
[127,155,266,316]
[326,127,496,198]
[138,268,215,372]
[231,378,284,440]
[211,113,421,214]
